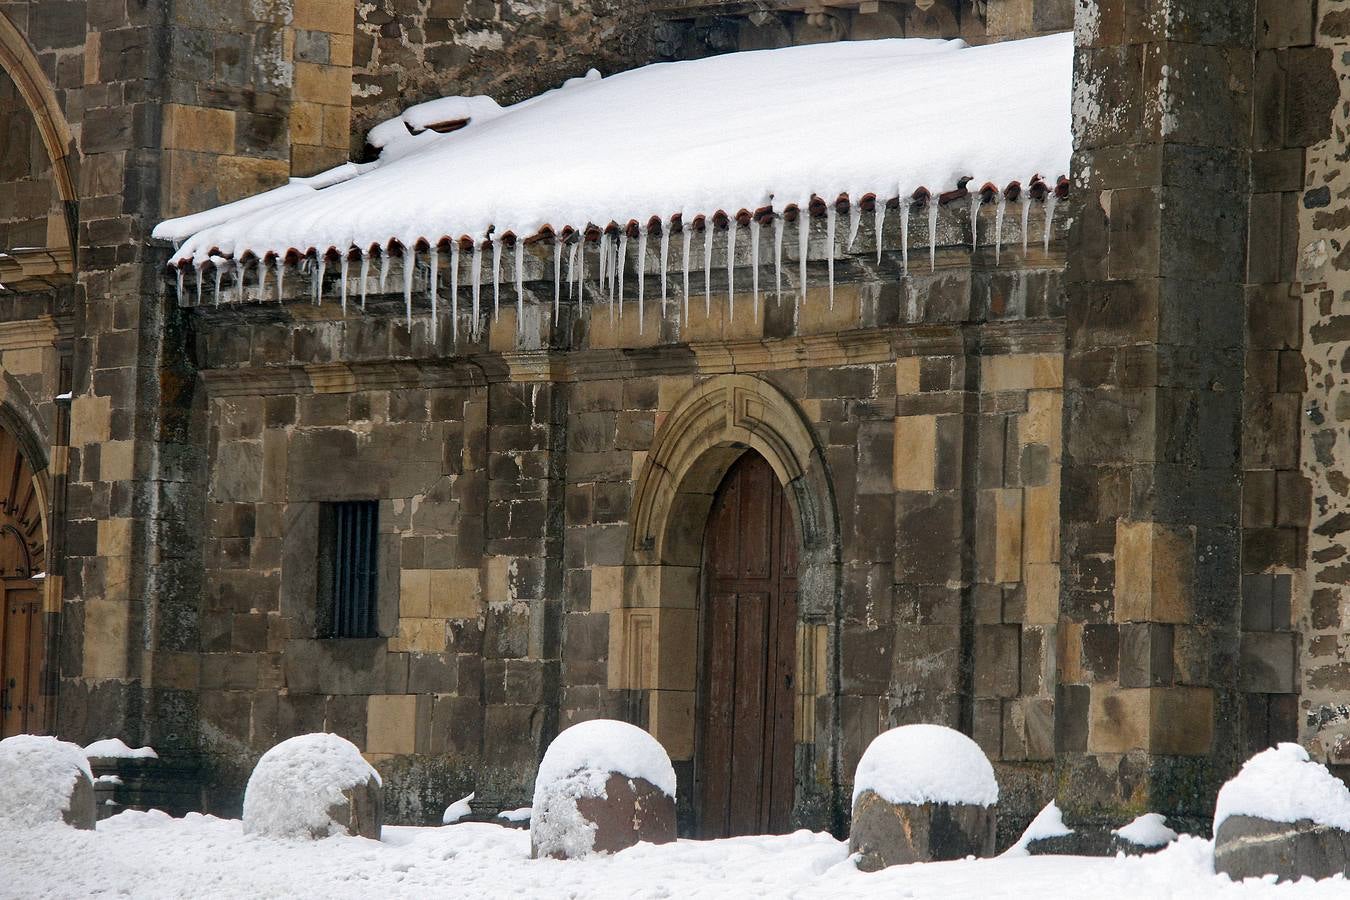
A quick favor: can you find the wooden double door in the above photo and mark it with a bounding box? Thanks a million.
[0,579,44,737]
[697,451,798,838]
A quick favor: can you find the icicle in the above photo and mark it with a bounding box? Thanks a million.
[969,195,980,253]
[401,247,414,328]
[577,238,587,307]
[276,257,285,302]
[995,196,1007,265]
[450,241,460,344]
[567,239,580,301]
[797,205,809,303]
[428,246,439,343]
[195,265,204,305]
[617,231,628,319]
[636,227,647,334]
[681,225,693,324]
[1021,198,1031,256]
[339,253,350,313]
[825,203,836,309]
[875,201,887,265]
[378,249,391,293]
[314,255,326,305]
[1042,194,1058,253]
[491,239,502,322]
[258,258,269,301]
[175,267,185,305]
[928,201,938,273]
[749,217,761,322]
[553,239,562,325]
[599,232,610,312]
[847,203,862,250]
[359,251,370,310]
[901,203,910,276]
[703,222,714,317]
[213,264,223,306]
[726,220,736,321]
[659,224,670,317]
[773,213,784,298]
[514,240,525,335]
[471,242,482,339]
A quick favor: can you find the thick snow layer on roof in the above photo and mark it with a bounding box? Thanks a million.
[852,724,999,808]
[158,32,1071,266]
[0,735,93,827]
[241,733,381,839]
[1213,743,1350,834]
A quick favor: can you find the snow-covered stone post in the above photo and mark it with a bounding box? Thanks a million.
[1213,744,1350,882]
[0,735,97,830]
[848,724,998,871]
[530,719,676,859]
[242,733,383,840]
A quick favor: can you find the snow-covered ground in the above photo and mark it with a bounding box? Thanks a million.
[4,810,1345,899]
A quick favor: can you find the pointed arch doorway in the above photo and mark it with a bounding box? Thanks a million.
[696,450,799,838]
[0,424,47,737]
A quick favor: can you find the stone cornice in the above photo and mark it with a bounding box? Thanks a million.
[198,320,1064,397]
[0,248,73,292]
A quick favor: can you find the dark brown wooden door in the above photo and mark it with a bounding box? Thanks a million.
[1,582,44,737]
[697,451,798,838]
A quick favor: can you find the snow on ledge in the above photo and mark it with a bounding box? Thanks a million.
[158,33,1071,270]
[852,724,998,809]
[84,738,158,760]
[1114,813,1177,848]
[1003,800,1072,856]
[1213,743,1350,834]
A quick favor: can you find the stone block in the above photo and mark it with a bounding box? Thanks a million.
[1024,563,1060,625]
[533,773,676,859]
[1239,632,1297,694]
[893,415,937,490]
[162,103,236,154]
[848,791,996,871]
[973,624,1020,698]
[429,568,481,619]
[365,694,417,755]
[1113,520,1194,624]
[1215,815,1350,883]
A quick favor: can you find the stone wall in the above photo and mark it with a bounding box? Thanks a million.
[0,67,62,251]
[186,201,1069,835]
[1293,0,1350,778]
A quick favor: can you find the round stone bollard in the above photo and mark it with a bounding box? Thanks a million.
[0,734,97,829]
[848,724,998,871]
[243,733,383,840]
[530,719,677,859]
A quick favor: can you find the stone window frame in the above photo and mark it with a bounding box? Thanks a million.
[619,373,842,826]
[316,499,380,640]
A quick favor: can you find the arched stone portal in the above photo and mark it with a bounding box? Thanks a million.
[0,415,50,737]
[617,374,840,832]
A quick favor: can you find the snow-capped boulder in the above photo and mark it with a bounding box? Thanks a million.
[530,719,676,859]
[848,724,998,871]
[1110,812,1178,856]
[0,734,96,829]
[242,733,382,840]
[1213,743,1350,882]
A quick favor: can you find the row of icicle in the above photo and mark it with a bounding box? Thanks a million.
[176,184,1064,343]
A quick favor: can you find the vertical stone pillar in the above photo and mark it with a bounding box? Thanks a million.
[1057,1,1256,831]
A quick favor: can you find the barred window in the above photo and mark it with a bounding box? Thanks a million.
[318,500,379,639]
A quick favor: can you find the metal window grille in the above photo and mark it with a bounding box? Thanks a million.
[324,500,378,638]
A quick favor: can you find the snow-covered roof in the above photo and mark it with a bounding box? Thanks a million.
[156,32,1071,270]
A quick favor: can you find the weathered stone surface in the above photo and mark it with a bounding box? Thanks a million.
[328,775,384,841]
[848,791,996,872]
[1214,815,1350,883]
[532,774,676,859]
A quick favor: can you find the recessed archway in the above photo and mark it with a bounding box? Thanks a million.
[616,373,841,832]
[0,413,50,737]
[0,11,79,258]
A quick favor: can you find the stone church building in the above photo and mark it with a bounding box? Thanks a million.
[0,0,1342,847]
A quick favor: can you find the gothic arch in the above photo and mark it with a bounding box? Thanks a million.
[0,11,78,254]
[616,373,841,828]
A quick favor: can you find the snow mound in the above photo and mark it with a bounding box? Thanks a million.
[530,720,675,858]
[442,791,474,824]
[1004,801,1072,856]
[1114,813,1177,847]
[1213,742,1350,834]
[242,733,381,839]
[852,724,998,808]
[84,738,158,760]
[0,734,94,826]
[499,806,532,822]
